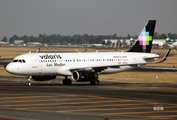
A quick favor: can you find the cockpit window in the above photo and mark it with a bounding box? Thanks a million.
[19,60,22,63]
[12,59,26,63]
[13,59,18,62]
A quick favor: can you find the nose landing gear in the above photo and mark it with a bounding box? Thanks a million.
[25,76,32,86]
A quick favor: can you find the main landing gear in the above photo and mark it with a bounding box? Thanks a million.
[24,76,100,86]
[63,76,72,85]
[25,76,32,86]
[63,76,100,85]
[90,79,100,85]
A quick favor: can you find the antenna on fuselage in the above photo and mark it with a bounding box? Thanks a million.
[36,48,40,53]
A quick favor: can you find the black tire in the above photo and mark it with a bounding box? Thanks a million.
[25,82,31,86]
[63,79,72,85]
[90,79,99,85]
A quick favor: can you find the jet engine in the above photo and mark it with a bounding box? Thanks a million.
[71,70,98,82]
[32,76,56,81]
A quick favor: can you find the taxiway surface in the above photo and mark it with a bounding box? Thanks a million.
[0,76,177,120]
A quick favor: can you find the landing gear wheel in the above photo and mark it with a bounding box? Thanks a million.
[90,79,99,85]
[63,79,72,85]
[25,76,32,86]
[25,81,31,86]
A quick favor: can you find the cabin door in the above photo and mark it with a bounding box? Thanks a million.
[30,56,38,68]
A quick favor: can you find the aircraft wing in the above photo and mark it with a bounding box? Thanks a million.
[69,49,171,72]
[69,63,138,72]
[131,66,177,72]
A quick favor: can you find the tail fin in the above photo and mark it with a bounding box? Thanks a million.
[128,20,156,53]
[164,34,170,41]
[164,34,168,39]
[127,34,131,39]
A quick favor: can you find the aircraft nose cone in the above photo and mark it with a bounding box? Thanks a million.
[5,64,14,74]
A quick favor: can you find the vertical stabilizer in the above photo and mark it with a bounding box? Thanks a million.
[128,20,156,53]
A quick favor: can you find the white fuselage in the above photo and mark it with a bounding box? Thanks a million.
[6,52,159,77]
[169,42,177,48]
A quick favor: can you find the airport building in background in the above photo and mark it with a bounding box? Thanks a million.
[102,39,132,48]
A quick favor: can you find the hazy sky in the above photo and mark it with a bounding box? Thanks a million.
[0,0,177,39]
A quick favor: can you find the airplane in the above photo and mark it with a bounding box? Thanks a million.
[0,41,9,46]
[164,34,177,48]
[128,34,136,44]
[168,41,177,49]
[152,40,165,47]
[6,20,168,86]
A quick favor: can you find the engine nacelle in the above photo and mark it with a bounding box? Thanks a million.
[71,70,98,82]
[32,76,56,81]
